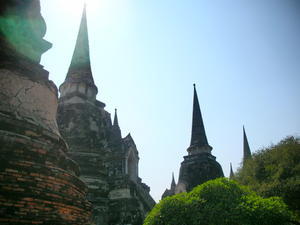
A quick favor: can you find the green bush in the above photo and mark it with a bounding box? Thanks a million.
[144,178,295,225]
[235,136,300,220]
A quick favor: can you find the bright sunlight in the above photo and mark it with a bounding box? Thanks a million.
[58,0,101,15]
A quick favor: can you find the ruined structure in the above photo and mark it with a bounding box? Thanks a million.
[162,84,223,198]
[161,173,176,199]
[0,1,92,224]
[0,1,253,224]
[57,6,155,225]
[175,84,224,193]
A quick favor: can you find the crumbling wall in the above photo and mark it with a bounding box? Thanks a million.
[0,1,92,224]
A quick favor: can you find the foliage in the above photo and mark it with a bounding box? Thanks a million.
[235,136,300,220]
[144,178,294,225]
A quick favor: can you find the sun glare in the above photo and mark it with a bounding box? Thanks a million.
[59,0,101,16]
[56,0,131,32]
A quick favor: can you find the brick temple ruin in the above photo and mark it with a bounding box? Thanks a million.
[56,5,155,225]
[0,1,229,224]
[0,1,154,225]
[0,1,92,224]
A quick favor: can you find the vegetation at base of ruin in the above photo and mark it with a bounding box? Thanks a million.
[143,178,295,225]
[235,136,300,221]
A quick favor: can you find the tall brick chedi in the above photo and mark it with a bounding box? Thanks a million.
[57,6,155,225]
[162,84,224,198]
[176,84,224,193]
[0,1,92,224]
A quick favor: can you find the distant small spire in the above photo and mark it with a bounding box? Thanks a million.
[171,172,176,190]
[113,108,119,127]
[112,108,121,138]
[243,126,252,164]
[188,84,212,154]
[229,163,235,179]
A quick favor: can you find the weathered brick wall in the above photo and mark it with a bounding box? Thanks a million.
[0,71,93,224]
[57,100,110,225]
[0,0,93,220]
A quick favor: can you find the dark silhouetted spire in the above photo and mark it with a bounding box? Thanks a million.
[187,84,212,154]
[161,173,177,199]
[112,108,121,138]
[65,4,96,87]
[113,108,119,127]
[229,163,235,179]
[243,126,252,163]
[171,172,176,190]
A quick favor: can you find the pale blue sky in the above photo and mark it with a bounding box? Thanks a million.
[40,0,300,201]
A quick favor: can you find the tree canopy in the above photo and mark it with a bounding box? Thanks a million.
[235,136,300,220]
[144,178,294,225]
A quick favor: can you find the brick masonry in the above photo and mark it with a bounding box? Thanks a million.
[0,1,92,224]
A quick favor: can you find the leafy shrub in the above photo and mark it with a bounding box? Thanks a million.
[144,178,294,225]
[235,136,300,220]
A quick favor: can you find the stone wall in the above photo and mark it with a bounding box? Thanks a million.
[57,99,110,224]
[0,68,92,224]
[57,88,156,225]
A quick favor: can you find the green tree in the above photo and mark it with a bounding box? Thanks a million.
[235,136,300,220]
[144,178,294,225]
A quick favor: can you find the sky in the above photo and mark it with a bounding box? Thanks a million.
[40,0,300,202]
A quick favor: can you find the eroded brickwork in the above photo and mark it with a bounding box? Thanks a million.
[0,123,91,224]
[1,2,154,224]
[0,1,92,224]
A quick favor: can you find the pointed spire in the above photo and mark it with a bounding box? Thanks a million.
[243,126,252,163]
[112,108,121,138]
[171,172,176,190]
[65,4,96,87]
[229,163,235,179]
[113,108,119,127]
[187,84,212,154]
